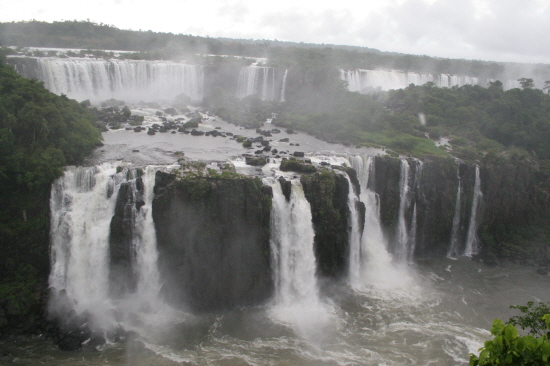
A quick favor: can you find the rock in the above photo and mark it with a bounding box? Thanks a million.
[278,177,292,201]
[133,127,142,132]
[245,156,267,166]
[147,128,156,135]
[293,151,305,157]
[279,138,289,142]
[280,158,316,173]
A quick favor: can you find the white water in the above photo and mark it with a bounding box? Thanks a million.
[49,163,169,333]
[267,178,319,306]
[265,177,334,339]
[12,57,204,103]
[236,66,277,101]
[348,156,411,293]
[395,158,413,262]
[448,174,463,259]
[340,69,480,92]
[345,172,363,288]
[280,69,288,102]
[464,166,483,257]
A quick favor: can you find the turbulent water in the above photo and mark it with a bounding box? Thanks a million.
[4,259,549,366]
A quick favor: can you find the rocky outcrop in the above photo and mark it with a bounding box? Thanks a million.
[301,169,350,279]
[109,177,144,298]
[152,172,273,312]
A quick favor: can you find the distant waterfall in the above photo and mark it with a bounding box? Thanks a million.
[236,66,275,101]
[266,178,320,307]
[49,163,164,332]
[348,156,393,288]
[8,57,204,103]
[280,69,288,102]
[339,69,479,92]
[464,166,483,257]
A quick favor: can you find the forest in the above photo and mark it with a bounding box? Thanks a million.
[0,56,102,333]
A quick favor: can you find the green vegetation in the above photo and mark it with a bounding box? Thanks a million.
[0,61,102,332]
[508,302,550,337]
[469,302,550,365]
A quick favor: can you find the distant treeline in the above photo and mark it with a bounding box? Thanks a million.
[2,20,550,82]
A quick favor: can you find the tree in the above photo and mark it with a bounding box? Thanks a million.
[543,81,550,95]
[469,302,550,365]
[518,78,534,89]
[508,302,550,337]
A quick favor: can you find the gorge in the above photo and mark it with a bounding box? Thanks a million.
[1,49,550,365]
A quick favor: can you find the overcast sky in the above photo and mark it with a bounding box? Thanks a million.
[1,0,549,64]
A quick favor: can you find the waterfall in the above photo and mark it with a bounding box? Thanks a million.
[447,170,463,258]
[8,57,204,103]
[348,156,393,289]
[133,166,162,302]
[395,159,412,262]
[236,66,277,101]
[339,69,480,92]
[464,166,483,257]
[49,163,165,333]
[345,172,363,288]
[280,69,288,102]
[266,178,319,306]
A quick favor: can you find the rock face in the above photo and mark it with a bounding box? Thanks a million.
[109,177,145,297]
[300,170,350,279]
[152,172,273,311]
[478,157,550,265]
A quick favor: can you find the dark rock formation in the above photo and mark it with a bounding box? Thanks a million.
[280,158,316,173]
[109,177,145,297]
[152,172,273,311]
[301,170,350,279]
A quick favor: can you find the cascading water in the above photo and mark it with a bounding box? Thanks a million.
[280,69,288,102]
[345,172,363,288]
[49,163,168,335]
[348,156,396,289]
[265,177,334,339]
[395,158,413,262]
[447,170,463,259]
[236,66,276,101]
[464,166,483,257]
[339,69,480,92]
[8,57,204,103]
[267,178,319,306]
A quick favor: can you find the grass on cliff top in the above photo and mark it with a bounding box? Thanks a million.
[356,130,448,157]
